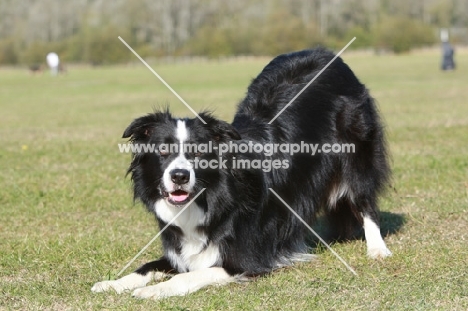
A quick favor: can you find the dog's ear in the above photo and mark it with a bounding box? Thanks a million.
[211,120,241,141]
[200,113,241,141]
[122,115,158,140]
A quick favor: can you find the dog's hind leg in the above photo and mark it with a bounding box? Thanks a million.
[327,196,391,259]
[326,198,362,241]
[361,209,392,259]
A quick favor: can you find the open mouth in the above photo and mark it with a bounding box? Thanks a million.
[166,190,191,205]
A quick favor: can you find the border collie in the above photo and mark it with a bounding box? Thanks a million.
[92,48,391,299]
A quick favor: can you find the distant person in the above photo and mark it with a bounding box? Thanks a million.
[46,52,60,76]
[441,42,455,71]
[440,30,455,71]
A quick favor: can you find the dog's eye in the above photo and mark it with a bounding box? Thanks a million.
[159,148,170,156]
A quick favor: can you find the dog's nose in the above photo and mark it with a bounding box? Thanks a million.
[170,169,190,185]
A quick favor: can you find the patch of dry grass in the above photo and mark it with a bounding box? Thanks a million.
[1,50,468,310]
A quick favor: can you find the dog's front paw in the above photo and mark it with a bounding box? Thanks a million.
[91,280,128,294]
[132,282,187,299]
[367,247,392,259]
[91,272,155,294]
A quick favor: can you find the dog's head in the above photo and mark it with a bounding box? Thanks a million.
[122,111,240,207]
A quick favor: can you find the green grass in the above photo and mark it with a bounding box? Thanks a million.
[1,50,468,310]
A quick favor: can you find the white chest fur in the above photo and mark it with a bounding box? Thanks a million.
[154,200,221,272]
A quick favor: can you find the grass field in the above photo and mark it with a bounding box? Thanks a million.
[1,49,468,310]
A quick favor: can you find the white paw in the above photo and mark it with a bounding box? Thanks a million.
[91,280,128,294]
[367,247,392,259]
[91,272,158,294]
[132,282,187,299]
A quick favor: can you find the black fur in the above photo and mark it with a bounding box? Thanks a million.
[123,48,390,277]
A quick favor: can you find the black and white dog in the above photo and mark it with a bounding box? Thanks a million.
[92,48,391,299]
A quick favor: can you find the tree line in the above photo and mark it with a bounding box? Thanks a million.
[0,0,467,66]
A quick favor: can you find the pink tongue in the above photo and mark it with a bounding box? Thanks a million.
[171,191,189,202]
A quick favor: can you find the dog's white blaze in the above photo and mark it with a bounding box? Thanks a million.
[176,120,188,143]
[155,199,221,272]
[132,267,234,299]
[162,120,195,191]
[363,215,392,258]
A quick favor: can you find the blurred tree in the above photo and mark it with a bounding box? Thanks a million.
[0,38,18,64]
[0,0,465,64]
[84,25,131,65]
[374,16,436,53]
[19,41,50,65]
